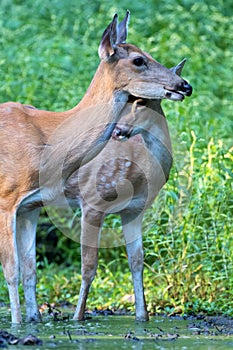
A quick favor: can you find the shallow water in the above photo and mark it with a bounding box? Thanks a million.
[0,308,233,349]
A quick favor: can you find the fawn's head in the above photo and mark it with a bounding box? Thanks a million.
[98,11,192,102]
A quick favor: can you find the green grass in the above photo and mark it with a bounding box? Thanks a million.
[0,0,232,316]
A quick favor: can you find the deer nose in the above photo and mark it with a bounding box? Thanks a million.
[179,81,193,96]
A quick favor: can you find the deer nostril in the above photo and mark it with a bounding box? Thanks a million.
[179,81,193,96]
[185,83,192,96]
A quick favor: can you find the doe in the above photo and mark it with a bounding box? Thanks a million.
[0,11,192,323]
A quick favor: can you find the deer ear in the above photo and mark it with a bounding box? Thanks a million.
[170,58,187,76]
[98,14,118,61]
[132,99,147,114]
[116,10,130,44]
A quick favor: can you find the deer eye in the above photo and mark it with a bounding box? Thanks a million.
[133,57,145,67]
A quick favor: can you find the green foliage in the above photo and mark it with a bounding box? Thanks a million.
[143,135,233,314]
[0,0,232,316]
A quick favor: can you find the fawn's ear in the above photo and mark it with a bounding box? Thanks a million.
[170,58,187,76]
[98,11,130,61]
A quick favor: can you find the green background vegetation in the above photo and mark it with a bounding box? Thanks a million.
[0,0,232,316]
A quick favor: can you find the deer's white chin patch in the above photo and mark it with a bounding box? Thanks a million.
[164,89,185,101]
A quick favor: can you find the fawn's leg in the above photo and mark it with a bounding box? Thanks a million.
[73,207,103,320]
[121,212,149,321]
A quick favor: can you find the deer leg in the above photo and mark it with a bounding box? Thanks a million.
[121,213,149,321]
[17,208,41,322]
[0,211,22,323]
[73,208,103,321]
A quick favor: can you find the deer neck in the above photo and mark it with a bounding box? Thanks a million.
[38,61,129,198]
[145,99,171,151]
[72,61,128,112]
[32,61,127,141]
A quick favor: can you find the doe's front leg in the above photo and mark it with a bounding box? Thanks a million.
[17,209,42,322]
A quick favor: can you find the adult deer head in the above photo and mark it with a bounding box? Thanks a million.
[96,10,192,105]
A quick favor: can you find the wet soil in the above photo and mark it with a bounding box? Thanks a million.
[1,306,233,349]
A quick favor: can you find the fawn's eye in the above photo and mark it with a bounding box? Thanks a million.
[133,57,145,67]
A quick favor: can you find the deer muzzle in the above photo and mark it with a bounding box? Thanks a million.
[164,80,193,101]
